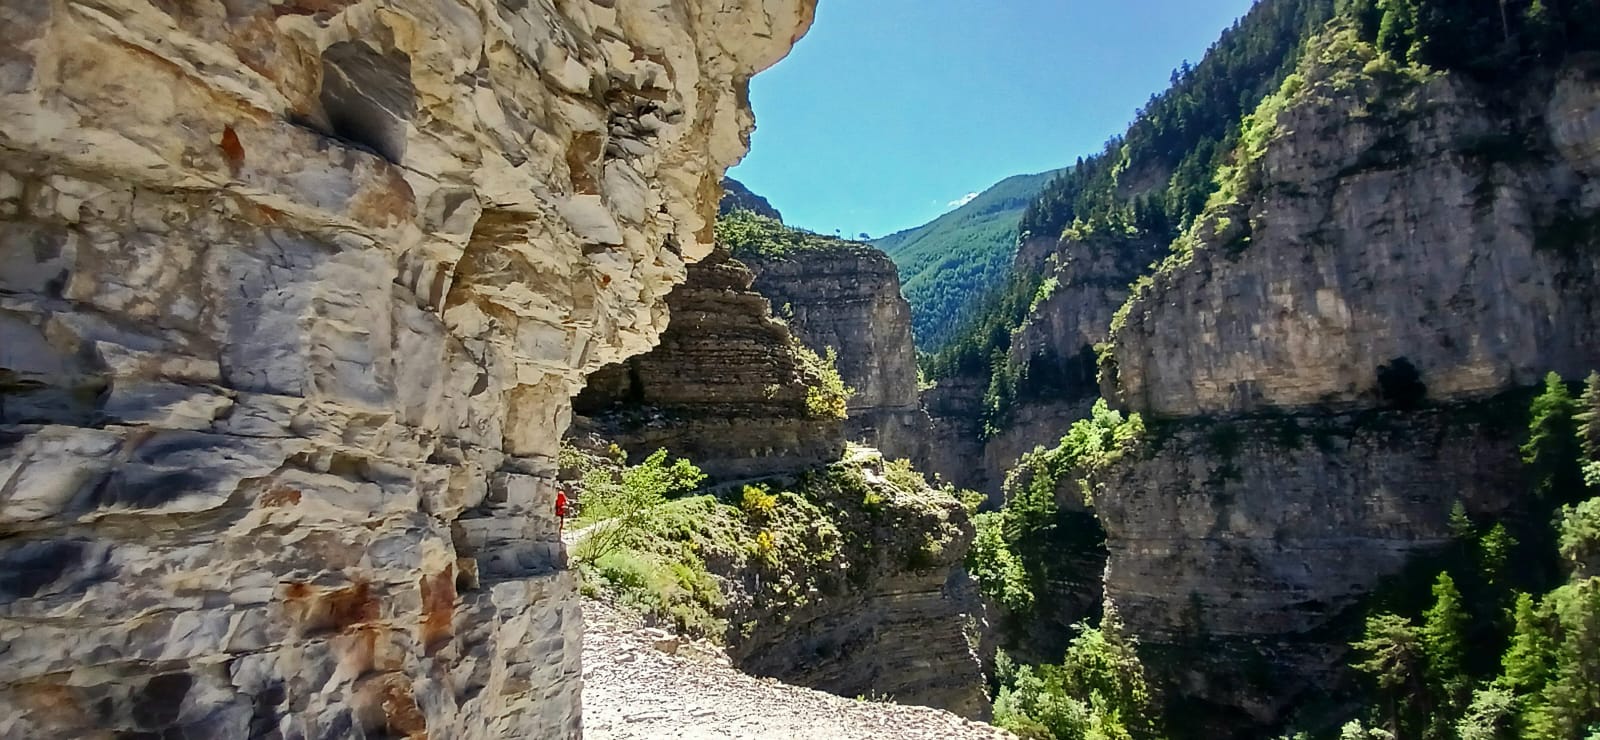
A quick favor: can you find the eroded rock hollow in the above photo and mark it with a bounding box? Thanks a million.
[0,0,812,737]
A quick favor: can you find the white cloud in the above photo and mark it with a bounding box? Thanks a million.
[946,192,979,209]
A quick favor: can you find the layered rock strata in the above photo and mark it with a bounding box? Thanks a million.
[916,229,1163,499]
[1093,45,1600,733]
[0,1,812,737]
[570,250,989,716]
[919,376,991,493]
[724,453,989,719]
[743,246,932,464]
[573,247,842,480]
[1096,405,1524,730]
[569,217,988,715]
[1107,58,1600,417]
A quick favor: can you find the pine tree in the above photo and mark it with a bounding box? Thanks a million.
[1527,579,1600,739]
[1559,499,1600,576]
[1499,591,1554,732]
[1376,0,1419,61]
[1479,523,1517,590]
[1523,372,1582,502]
[1355,612,1427,736]
[1575,371,1600,463]
[1456,686,1516,740]
[1422,572,1470,736]
[1450,501,1476,540]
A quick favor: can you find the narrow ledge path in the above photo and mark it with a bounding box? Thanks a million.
[581,599,1014,740]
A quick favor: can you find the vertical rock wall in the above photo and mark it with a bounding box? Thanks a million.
[1094,48,1600,732]
[0,1,812,737]
[743,248,933,464]
[573,247,844,480]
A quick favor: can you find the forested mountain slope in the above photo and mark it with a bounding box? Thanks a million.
[873,169,1063,351]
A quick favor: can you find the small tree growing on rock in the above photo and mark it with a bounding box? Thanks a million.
[574,449,705,565]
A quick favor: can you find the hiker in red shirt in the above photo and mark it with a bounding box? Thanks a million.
[555,488,570,533]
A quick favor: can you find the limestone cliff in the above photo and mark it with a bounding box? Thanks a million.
[1091,39,1600,732]
[1107,55,1600,418]
[742,241,932,465]
[916,228,1165,499]
[573,246,843,480]
[570,244,988,717]
[0,1,812,737]
[1095,403,1525,729]
[977,229,1169,497]
[721,451,989,719]
[919,376,992,492]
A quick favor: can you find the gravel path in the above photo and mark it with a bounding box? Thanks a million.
[581,598,1014,740]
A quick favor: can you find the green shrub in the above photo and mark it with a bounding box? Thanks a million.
[591,548,728,638]
[740,484,779,520]
[860,489,884,512]
[573,448,705,564]
[992,610,1162,740]
[1558,498,1600,575]
[884,458,930,493]
[956,488,988,515]
[966,511,1034,612]
[715,210,875,260]
[796,344,853,420]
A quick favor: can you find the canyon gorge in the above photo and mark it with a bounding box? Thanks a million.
[4,0,1600,739]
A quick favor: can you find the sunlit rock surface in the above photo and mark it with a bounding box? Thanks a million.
[0,0,812,736]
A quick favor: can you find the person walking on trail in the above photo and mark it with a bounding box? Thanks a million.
[555,487,570,534]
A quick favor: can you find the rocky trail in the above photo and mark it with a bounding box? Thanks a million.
[581,599,1013,740]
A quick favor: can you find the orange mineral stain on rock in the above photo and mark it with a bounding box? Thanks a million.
[258,486,301,508]
[220,125,245,177]
[281,581,379,634]
[419,566,457,655]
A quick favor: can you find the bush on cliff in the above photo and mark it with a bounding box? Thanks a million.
[796,343,854,420]
[573,448,706,565]
[575,449,969,643]
[993,607,1164,740]
[716,210,874,259]
[967,400,1141,620]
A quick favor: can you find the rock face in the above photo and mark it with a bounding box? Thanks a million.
[1089,45,1600,733]
[0,1,812,738]
[573,247,842,480]
[919,376,991,492]
[1095,405,1524,730]
[913,227,1167,499]
[743,246,933,464]
[722,453,990,718]
[570,248,989,717]
[1108,58,1600,418]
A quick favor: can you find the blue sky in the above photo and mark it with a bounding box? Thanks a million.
[729,0,1259,239]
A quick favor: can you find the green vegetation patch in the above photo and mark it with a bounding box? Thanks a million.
[794,343,854,420]
[992,609,1165,740]
[716,210,877,260]
[967,401,1143,618]
[568,444,970,643]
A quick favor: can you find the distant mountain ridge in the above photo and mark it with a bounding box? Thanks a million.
[872,169,1065,351]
